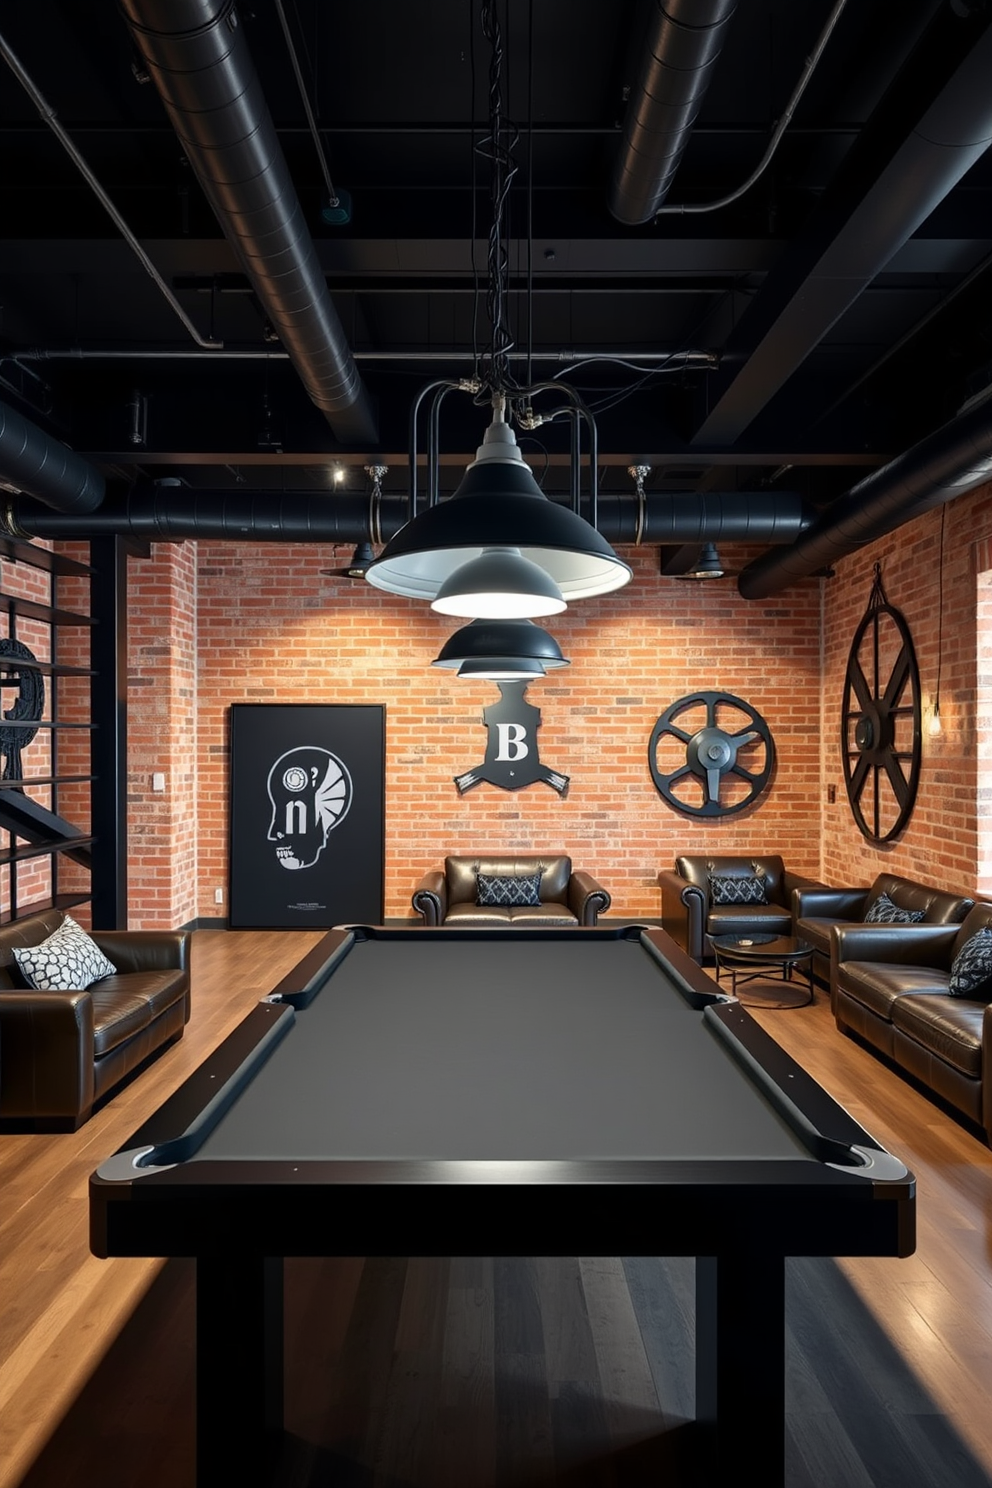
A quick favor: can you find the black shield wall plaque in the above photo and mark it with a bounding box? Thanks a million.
[229,704,384,928]
[454,682,569,795]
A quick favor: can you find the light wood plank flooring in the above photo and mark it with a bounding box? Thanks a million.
[2,929,992,1487]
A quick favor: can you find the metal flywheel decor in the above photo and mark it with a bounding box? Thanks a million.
[841,563,921,843]
[0,638,45,783]
[648,690,775,818]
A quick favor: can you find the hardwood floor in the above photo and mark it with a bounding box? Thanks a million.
[2,930,992,1487]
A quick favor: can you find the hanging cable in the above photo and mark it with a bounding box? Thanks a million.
[476,0,520,395]
[655,0,850,218]
[272,0,340,209]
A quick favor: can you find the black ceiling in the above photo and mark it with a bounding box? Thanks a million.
[3,0,992,589]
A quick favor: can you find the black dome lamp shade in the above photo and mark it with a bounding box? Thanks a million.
[684,542,725,579]
[431,618,570,681]
[320,540,377,579]
[364,405,631,612]
[432,547,565,618]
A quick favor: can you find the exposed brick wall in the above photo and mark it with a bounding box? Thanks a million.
[33,477,992,932]
[820,487,992,895]
[123,539,823,925]
[126,541,198,928]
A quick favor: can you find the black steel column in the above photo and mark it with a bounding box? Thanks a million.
[89,535,128,929]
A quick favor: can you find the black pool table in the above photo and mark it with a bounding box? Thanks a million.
[90,924,915,1486]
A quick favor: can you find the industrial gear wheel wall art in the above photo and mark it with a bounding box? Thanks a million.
[649,690,775,818]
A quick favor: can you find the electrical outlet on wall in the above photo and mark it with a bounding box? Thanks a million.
[214,888,224,905]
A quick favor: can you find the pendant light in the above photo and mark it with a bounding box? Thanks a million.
[364,0,630,618]
[431,618,570,680]
[683,542,725,579]
[365,402,630,611]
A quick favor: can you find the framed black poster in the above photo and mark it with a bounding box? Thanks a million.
[229,704,385,929]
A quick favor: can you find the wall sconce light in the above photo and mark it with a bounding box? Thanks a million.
[931,505,945,737]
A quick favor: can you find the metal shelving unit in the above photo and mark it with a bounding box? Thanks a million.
[0,538,96,924]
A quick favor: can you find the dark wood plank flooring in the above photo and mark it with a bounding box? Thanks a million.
[4,932,992,1487]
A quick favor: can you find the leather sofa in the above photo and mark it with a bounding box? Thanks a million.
[412,854,611,927]
[0,909,191,1130]
[659,854,823,963]
[831,901,992,1143]
[794,873,974,986]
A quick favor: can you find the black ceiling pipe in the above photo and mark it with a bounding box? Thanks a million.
[738,393,992,599]
[119,0,376,446]
[0,487,810,548]
[608,0,739,225]
[0,397,104,514]
[595,490,809,545]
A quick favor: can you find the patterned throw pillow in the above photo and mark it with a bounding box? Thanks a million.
[864,892,925,925]
[708,873,768,906]
[477,872,543,908]
[949,927,992,998]
[13,914,117,992]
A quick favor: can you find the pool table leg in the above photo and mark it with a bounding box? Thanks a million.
[696,1253,786,1483]
[196,1255,284,1486]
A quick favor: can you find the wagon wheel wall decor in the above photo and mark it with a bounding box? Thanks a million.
[649,690,776,818]
[841,564,921,843]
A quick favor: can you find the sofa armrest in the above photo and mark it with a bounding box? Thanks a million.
[0,989,95,1122]
[791,885,867,919]
[567,871,611,926]
[831,922,960,970]
[92,930,189,974]
[412,870,447,926]
[983,1005,992,1144]
[659,869,706,961]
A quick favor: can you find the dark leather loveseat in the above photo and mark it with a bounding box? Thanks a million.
[659,854,823,964]
[0,908,191,1130]
[831,900,992,1143]
[794,873,974,986]
[412,854,611,926]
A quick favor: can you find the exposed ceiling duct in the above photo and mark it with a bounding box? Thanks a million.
[693,0,992,446]
[0,486,810,549]
[608,0,739,225]
[118,0,376,446]
[0,397,104,514]
[738,392,992,599]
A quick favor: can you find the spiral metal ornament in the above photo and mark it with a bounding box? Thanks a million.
[0,639,45,782]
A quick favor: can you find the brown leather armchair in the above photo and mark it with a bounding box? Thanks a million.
[659,853,824,964]
[412,854,611,927]
[0,908,191,1130]
[794,872,973,986]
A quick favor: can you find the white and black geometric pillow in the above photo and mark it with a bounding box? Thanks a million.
[949,927,992,998]
[13,914,117,992]
[864,891,925,925]
[477,872,543,907]
[708,873,768,906]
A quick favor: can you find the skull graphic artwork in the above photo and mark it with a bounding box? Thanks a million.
[266,746,353,870]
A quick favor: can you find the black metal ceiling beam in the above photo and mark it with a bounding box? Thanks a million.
[691,0,992,448]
